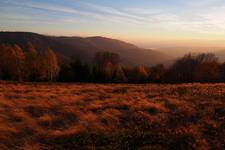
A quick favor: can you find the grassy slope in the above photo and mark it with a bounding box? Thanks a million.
[0,82,225,150]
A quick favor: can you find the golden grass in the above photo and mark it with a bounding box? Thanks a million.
[0,82,225,149]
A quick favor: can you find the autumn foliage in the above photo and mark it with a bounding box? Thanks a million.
[0,43,225,83]
[0,82,225,149]
[0,43,59,82]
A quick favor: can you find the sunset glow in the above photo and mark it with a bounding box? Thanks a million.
[1,0,225,47]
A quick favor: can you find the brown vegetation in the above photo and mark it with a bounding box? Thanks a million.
[2,42,225,84]
[0,82,225,149]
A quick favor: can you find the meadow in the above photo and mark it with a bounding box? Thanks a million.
[0,82,225,150]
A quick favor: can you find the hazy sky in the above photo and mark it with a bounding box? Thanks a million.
[1,0,225,48]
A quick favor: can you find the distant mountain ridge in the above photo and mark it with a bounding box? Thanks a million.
[0,32,170,66]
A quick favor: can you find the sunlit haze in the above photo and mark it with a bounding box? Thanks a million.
[1,0,225,48]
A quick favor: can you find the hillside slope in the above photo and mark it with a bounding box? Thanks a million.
[0,32,170,66]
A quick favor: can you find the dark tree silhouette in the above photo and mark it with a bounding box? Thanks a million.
[70,60,91,82]
[94,51,120,68]
[149,64,166,83]
[194,54,220,82]
[24,42,38,81]
[165,53,220,83]
[113,64,127,83]
[0,44,25,81]
[94,51,121,82]
[1,44,225,84]
[165,54,197,83]
[132,65,149,83]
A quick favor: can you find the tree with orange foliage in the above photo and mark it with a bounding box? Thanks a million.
[38,48,60,81]
[0,44,25,81]
[94,51,120,82]
[113,64,127,83]
[133,65,149,83]
[24,42,38,81]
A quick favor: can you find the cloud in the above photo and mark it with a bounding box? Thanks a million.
[0,0,185,28]
[1,0,148,26]
[124,8,162,15]
[2,0,225,37]
[75,1,146,21]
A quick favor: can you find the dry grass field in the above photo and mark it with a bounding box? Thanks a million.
[0,82,225,150]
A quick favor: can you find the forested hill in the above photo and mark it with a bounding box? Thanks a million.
[0,32,170,66]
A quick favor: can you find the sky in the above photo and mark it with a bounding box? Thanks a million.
[1,0,225,48]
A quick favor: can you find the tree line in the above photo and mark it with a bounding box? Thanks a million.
[1,43,225,83]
